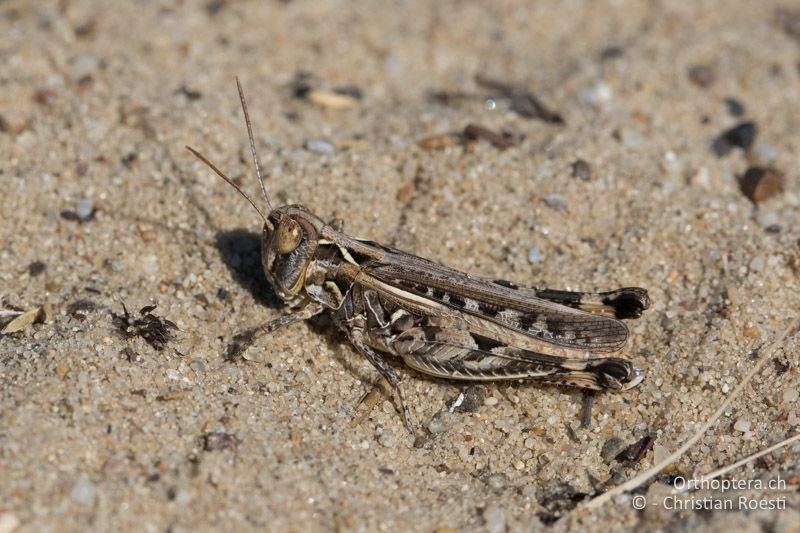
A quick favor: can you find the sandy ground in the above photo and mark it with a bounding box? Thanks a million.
[2,0,800,531]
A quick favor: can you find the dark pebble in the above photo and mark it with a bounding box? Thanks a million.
[599,46,623,60]
[739,167,783,203]
[177,85,202,101]
[687,65,715,88]
[571,159,591,181]
[723,97,745,117]
[712,121,757,156]
[28,261,46,276]
[765,224,782,234]
[452,385,486,413]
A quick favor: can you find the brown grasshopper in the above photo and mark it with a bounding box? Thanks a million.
[186,79,650,433]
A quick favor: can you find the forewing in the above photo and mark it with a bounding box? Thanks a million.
[364,254,631,353]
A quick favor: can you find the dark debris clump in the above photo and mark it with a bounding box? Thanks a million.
[113,303,177,351]
[199,431,240,452]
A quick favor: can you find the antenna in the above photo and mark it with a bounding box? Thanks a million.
[185,145,272,228]
[236,76,273,211]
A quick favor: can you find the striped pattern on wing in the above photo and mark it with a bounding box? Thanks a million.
[365,258,632,353]
[393,326,643,390]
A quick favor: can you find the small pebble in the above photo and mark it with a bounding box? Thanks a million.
[527,245,543,264]
[579,81,613,107]
[739,167,783,203]
[542,194,567,212]
[76,198,95,220]
[724,97,745,117]
[427,411,455,434]
[483,396,499,406]
[70,474,96,506]
[688,64,715,88]
[571,159,591,181]
[304,139,336,155]
[733,418,750,433]
[712,121,756,156]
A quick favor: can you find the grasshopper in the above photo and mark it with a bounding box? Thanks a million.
[186,79,650,433]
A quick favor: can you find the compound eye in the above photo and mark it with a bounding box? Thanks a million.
[275,218,302,254]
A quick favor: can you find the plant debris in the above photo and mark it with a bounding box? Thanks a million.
[614,432,657,465]
[199,431,239,451]
[113,303,177,351]
[418,132,459,150]
[292,72,360,110]
[419,124,520,151]
[580,391,595,428]
[475,74,564,124]
[1,307,45,334]
[463,123,518,150]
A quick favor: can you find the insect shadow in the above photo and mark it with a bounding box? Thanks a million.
[214,228,348,357]
[214,229,281,309]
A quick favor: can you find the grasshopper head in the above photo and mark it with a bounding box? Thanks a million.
[261,206,321,304]
[187,78,326,306]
